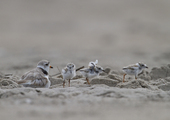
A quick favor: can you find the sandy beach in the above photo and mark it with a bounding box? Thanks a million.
[0,0,170,120]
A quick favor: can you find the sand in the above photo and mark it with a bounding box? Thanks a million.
[0,0,170,120]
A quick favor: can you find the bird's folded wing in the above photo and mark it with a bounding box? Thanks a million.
[123,64,138,70]
[18,69,48,87]
[79,68,89,73]
[62,67,68,74]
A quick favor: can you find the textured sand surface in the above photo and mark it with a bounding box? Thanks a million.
[0,0,170,120]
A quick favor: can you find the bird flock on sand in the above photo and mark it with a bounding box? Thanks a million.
[15,60,148,88]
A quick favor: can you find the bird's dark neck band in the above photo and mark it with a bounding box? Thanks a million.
[39,67,48,75]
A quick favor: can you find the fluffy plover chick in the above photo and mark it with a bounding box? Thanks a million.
[62,63,76,88]
[80,63,105,85]
[122,62,148,82]
[17,60,53,88]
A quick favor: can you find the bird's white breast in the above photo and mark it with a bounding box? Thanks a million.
[62,70,76,80]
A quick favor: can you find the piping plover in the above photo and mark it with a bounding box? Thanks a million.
[80,62,105,85]
[122,62,148,82]
[88,60,98,68]
[62,63,76,88]
[17,60,53,88]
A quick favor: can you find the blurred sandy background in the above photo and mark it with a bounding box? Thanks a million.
[0,0,170,73]
[0,0,170,120]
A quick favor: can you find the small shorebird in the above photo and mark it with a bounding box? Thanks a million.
[122,62,148,82]
[62,63,76,88]
[16,60,53,88]
[80,62,105,85]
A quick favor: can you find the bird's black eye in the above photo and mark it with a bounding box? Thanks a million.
[141,64,144,66]
[45,64,48,66]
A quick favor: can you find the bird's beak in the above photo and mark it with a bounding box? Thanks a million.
[50,66,53,69]
[146,66,148,69]
[102,70,106,73]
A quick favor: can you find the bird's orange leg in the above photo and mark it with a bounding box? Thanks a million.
[86,78,90,85]
[63,80,65,88]
[123,74,126,82]
[68,79,70,87]
[135,74,138,80]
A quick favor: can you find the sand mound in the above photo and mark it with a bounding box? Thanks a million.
[150,64,170,80]
[0,72,21,89]
[158,83,170,91]
[49,78,63,86]
[106,74,122,82]
[138,71,151,81]
[90,78,118,87]
[0,79,20,89]
[116,79,153,89]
